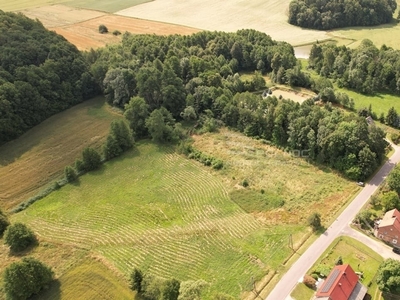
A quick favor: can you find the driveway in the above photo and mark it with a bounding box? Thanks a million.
[266,143,400,300]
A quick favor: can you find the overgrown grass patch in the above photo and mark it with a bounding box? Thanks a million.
[230,189,284,212]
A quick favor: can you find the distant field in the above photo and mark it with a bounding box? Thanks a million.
[10,142,296,298]
[20,5,200,50]
[2,0,150,13]
[0,97,119,211]
[192,128,357,225]
[116,0,329,45]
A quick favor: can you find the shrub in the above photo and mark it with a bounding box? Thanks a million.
[82,147,102,171]
[64,165,78,182]
[98,24,108,34]
[75,159,85,174]
[391,132,400,145]
[335,256,343,265]
[112,30,121,36]
[311,273,319,280]
[307,212,322,231]
[303,275,316,289]
[0,209,10,237]
[4,257,53,300]
[4,222,37,252]
[242,179,249,187]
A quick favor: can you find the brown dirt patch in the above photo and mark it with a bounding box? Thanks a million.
[0,97,120,211]
[21,5,201,51]
[269,87,316,104]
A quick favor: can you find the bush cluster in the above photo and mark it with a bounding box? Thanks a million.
[187,149,223,170]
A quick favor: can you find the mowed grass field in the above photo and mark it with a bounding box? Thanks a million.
[0,97,119,211]
[9,142,296,298]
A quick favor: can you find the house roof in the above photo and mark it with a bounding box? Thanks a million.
[379,209,400,229]
[316,264,361,300]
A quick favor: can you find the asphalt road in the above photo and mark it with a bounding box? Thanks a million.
[266,143,400,300]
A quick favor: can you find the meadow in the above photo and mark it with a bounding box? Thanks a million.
[291,236,383,300]
[8,141,296,298]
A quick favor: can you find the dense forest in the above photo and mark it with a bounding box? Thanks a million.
[86,31,386,181]
[0,11,98,145]
[288,0,397,30]
[309,40,400,95]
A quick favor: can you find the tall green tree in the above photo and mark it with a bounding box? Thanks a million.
[145,107,177,143]
[387,165,400,194]
[376,259,400,294]
[82,147,102,171]
[307,212,322,231]
[64,165,78,182]
[130,268,143,293]
[3,257,54,300]
[124,96,150,138]
[387,107,399,128]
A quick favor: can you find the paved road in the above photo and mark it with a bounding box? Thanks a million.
[266,143,400,300]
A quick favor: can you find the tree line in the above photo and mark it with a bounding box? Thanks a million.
[309,40,400,95]
[0,10,98,145]
[83,30,387,181]
[288,0,397,30]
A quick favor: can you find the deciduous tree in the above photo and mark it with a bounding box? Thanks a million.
[4,222,36,252]
[3,257,53,299]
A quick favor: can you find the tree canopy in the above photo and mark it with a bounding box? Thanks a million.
[4,222,36,252]
[289,0,397,30]
[0,10,98,145]
[376,259,400,294]
[308,40,400,96]
[3,257,54,299]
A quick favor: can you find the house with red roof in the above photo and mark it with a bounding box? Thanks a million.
[375,208,400,247]
[313,264,367,300]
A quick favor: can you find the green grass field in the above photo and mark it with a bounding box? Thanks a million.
[291,236,383,300]
[336,88,400,117]
[9,141,300,298]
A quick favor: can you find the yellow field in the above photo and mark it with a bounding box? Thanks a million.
[116,0,330,45]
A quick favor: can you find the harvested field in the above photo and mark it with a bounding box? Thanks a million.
[0,97,119,211]
[21,5,201,50]
[116,0,329,45]
[20,4,106,27]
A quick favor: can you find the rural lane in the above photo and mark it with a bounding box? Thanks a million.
[266,143,400,300]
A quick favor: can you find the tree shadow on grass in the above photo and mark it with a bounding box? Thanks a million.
[31,279,61,300]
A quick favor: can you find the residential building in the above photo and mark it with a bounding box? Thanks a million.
[375,208,400,247]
